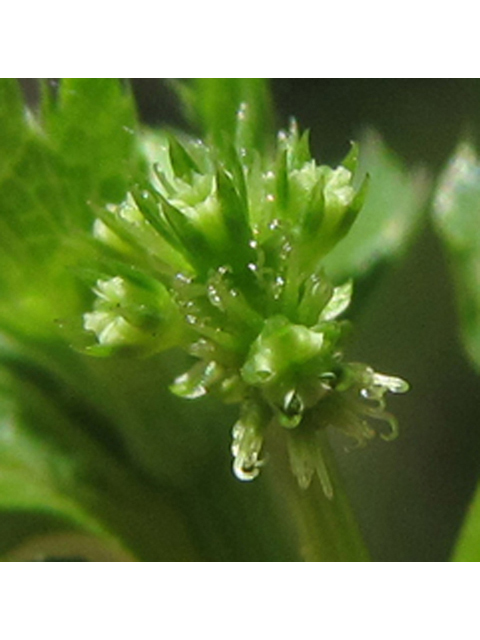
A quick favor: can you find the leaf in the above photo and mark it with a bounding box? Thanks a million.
[42,78,144,204]
[0,346,203,561]
[0,375,116,558]
[0,79,26,178]
[0,81,74,260]
[0,80,149,341]
[433,142,480,372]
[452,483,480,561]
[323,131,430,282]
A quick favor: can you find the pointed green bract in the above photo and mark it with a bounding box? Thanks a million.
[168,134,200,182]
[324,132,429,282]
[320,280,353,322]
[42,78,144,204]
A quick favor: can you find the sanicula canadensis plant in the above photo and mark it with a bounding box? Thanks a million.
[83,107,409,497]
[0,78,418,562]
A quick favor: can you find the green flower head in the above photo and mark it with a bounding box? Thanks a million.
[84,108,408,496]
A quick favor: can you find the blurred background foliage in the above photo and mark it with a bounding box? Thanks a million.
[8,78,480,561]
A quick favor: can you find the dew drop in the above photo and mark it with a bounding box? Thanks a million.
[268,218,282,231]
[280,242,292,261]
[175,272,192,285]
[217,265,233,279]
[237,102,247,121]
[231,420,264,482]
[272,276,285,299]
[207,284,223,309]
[233,458,261,481]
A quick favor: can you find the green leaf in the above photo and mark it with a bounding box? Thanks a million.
[433,142,480,372]
[323,131,430,282]
[0,343,206,561]
[0,79,26,179]
[0,374,116,558]
[453,482,480,561]
[42,78,144,204]
[0,80,151,342]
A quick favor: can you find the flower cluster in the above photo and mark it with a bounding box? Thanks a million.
[83,112,408,495]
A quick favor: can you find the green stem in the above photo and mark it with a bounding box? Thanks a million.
[267,429,370,561]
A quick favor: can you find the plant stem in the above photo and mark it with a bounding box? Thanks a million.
[267,429,370,561]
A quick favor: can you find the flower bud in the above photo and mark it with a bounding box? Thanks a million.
[83,274,182,356]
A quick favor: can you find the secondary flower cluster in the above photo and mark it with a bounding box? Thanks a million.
[83,113,408,496]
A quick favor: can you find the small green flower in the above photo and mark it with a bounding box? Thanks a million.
[83,109,408,495]
[84,273,182,356]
